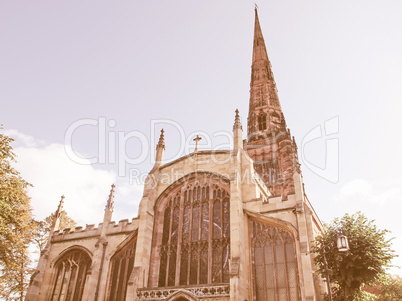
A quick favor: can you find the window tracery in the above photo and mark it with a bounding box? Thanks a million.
[154,176,230,288]
[50,249,91,301]
[107,234,137,301]
[251,220,300,301]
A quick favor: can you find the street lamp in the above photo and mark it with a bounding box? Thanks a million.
[337,234,350,252]
[323,235,349,301]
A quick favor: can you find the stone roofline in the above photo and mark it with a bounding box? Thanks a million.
[159,149,231,169]
[52,217,139,243]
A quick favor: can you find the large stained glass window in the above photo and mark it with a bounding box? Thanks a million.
[251,220,300,301]
[155,175,230,287]
[107,234,137,301]
[50,249,91,301]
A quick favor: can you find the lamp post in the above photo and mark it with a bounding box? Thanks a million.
[322,235,349,301]
[322,245,333,301]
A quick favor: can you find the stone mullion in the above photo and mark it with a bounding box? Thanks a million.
[55,263,66,301]
[294,239,302,301]
[175,194,184,286]
[63,259,74,300]
[60,260,72,300]
[187,190,194,286]
[218,196,223,283]
[106,260,115,300]
[197,194,202,284]
[272,239,279,301]
[69,261,80,300]
[261,240,267,301]
[282,236,291,301]
[208,187,213,284]
[111,258,122,301]
[250,223,258,301]
[77,263,89,300]
[121,257,130,299]
[165,204,173,287]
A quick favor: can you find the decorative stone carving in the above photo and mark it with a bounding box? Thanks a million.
[136,285,230,300]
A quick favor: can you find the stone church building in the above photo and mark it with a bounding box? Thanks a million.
[27,9,326,301]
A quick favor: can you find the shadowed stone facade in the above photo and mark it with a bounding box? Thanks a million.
[27,9,326,301]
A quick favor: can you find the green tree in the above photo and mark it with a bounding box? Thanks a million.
[312,212,397,301]
[377,274,402,300]
[0,128,34,300]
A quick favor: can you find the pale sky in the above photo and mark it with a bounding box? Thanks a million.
[1,1,402,274]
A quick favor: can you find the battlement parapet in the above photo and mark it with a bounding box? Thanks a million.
[51,218,139,242]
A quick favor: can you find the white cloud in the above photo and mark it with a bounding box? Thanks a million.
[3,129,44,148]
[6,129,144,226]
[14,143,116,224]
[333,178,402,275]
[334,178,401,206]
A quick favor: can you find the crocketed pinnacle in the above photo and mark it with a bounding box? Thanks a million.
[157,129,165,150]
[56,195,64,218]
[233,109,243,130]
[106,184,115,211]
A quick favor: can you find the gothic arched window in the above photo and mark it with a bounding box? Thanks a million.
[151,174,230,288]
[258,113,267,131]
[107,234,137,301]
[251,220,300,301]
[50,249,91,301]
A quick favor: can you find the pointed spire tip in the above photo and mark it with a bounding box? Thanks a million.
[157,129,165,149]
[106,184,115,211]
[233,109,243,131]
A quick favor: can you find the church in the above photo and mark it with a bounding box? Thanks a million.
[27,9,326,301]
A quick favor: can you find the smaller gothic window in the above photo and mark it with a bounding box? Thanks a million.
[107,234,137,301]
[251,220,300,301]
[258,113,267,131]
[50,249,91,301]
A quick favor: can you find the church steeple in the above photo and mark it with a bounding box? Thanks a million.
[248,8,284,141]
[246,8,296,200]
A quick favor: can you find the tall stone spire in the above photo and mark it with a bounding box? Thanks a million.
[248,7,284,142]
[246,8,297,200]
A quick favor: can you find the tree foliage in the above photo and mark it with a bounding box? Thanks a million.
[0,128,34,300]
[0,128,77,300]
[312,212,397,300]
[377,274,402,300]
